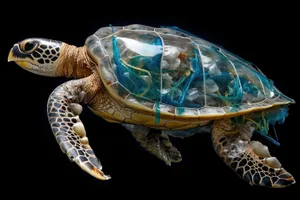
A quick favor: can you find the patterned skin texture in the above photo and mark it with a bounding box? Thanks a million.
[211,119,295,188]
[30,40,60,64]
[123,124,182,166]
[47,74,110,180]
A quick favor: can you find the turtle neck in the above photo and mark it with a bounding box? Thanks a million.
[56,44,94,78]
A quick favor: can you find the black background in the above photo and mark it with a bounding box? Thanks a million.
[2,2,300,198]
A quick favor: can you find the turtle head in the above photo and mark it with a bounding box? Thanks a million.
[8,38,63,76]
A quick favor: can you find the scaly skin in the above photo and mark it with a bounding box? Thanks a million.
[211,119,295,188]
[123,124,182,166]
[47,74,110,180]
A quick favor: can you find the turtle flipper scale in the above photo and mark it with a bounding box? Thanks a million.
[47,77,110,180]
[123,124,182,166]
[212,119,295,188]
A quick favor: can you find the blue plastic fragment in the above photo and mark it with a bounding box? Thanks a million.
[255,131,280,146]
[177,107,184,116]
[155,101,160,124]
[234,106,289,146]
[109,24,115,33]
[112,36,125,85]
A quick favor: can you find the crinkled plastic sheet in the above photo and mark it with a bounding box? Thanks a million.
[111,28,282,109]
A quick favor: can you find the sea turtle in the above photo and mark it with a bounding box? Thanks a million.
[8,24,295,188]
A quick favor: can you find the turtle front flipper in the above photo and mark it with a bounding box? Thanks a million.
[47,76,110,180]
[123,125,182,166]
[211,119,295,188]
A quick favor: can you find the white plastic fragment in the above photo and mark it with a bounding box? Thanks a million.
[164,46,180,62]
[162,46,181,70]
[205,79,219,93]
[208,63,222,76]
[162,73,173,88]
[186,88,200,101]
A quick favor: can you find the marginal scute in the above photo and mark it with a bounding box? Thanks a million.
[159,103,175,114]
[180,108,199,116]
[199,107,225,116]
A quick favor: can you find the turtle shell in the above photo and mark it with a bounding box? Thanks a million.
[85,24,294,120]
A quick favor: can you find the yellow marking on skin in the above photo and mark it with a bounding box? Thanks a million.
[16,61,29,69]
[8,47,34,69]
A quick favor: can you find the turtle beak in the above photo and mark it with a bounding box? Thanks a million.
[7,45,16,62]
[8,44,30,68]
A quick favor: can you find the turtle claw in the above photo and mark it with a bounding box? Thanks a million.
[160,145,182,166]
[271,170,295,188]
[138,131,182,166]
[78,159,111,180]
[166,146,182,165]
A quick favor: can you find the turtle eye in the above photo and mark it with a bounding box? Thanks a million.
[20,40,38,53]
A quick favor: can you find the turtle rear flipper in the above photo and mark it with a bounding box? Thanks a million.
[47,75,110,180]
[123,124,182,166]
[212,119,295,188]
